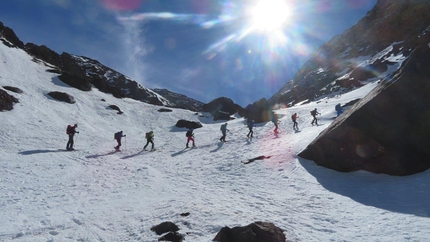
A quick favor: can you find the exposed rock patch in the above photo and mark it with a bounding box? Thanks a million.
[158,108,173,112]
[0,89,19,111]
[47,91,75,104]
[151,221,179,235]
[213,221,285,242]
[175,120,202,129]
[3,86,23,94]
[108,105,123,114]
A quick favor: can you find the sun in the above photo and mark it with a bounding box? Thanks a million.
[248,0,292,32]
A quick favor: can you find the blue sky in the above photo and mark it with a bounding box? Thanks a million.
[0,0,377,106]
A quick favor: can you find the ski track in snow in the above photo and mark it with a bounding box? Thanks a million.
[1,41,430,241]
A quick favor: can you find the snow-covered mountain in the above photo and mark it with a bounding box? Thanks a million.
[3,28,430,241]
[269,0,430,107]
[0,21,208,111]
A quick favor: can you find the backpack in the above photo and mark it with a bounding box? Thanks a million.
[114,132,120,139]
[186,130,192,137]
[310,110,316,116]
[146,132,153,139]
[66,125,72,134]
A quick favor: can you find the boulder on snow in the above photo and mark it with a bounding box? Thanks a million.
[299,44,430,176]
[3,86,23,94]
[108,105,123,114]
[158,231,184,242]
[213,221,285,242]
[202,97,243,121]
[150,221,179,235]
[158,108,173,112]
[0,89,19,111]
[244,98,274,123]
[47,91,75,104]
[175,120,202,129]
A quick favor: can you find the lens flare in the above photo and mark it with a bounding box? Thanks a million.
[100,0,143,11]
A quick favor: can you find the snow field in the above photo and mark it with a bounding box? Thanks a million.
[1,42,430,241]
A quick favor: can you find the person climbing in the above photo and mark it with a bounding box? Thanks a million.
[292,113,299,130]
[143,131,154,151]
[185,128,195,148]
[114,131,126,151]
[272,113,279,133]
[247,119,255,138]
[66,124,79,151]
[220,123,229,142]
[310,108,321,126]
[335,103,343,117]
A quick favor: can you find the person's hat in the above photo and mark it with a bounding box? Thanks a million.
[74,124,78,127]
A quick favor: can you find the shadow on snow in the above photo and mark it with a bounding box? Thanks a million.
[298,157,430,218]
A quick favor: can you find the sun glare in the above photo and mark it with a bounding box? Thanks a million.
[248,0,292,32]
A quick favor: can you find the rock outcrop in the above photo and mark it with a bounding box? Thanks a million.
[213,221,285,242]
[175,120,203,129]
[0,89,19,111]
[269,0,430,108]
[299,44,430,176]
[47,91,75,104]
[202,97,243,121]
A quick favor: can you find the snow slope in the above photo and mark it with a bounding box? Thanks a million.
[1,43,430,242]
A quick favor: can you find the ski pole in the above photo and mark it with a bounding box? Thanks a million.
[125,136,127,151]
[75,132,78,146]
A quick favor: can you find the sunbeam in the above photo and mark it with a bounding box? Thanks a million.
[247,0,293,32]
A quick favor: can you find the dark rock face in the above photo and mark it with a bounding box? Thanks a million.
[202,97,243,121]
[153,88,204,111]
[47,91,75,104]
[58,72,92,91]
[213,221,285,242]
[6,32,169,106]
[244,98,273,123]
[299,45,430,176]
[0,21,24,48]
[150,222,179,236]
[175,120,202,129]
[25,43,62,68]
[0,89,19,111]
[3,86,23,94]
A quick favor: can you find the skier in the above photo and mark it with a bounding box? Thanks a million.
[66,124,79,151]
[185,128,196,148]
[247,119,255,138]
[292,113,299,130]
[114,131,126,151]
[311,108,321,126]
[220,123,229,142]
[143,131,154,151]
[335,103,343,117]
[272,113,279,133]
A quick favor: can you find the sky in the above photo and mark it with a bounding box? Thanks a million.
[2,37,430,241]
[0,0,378,106]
